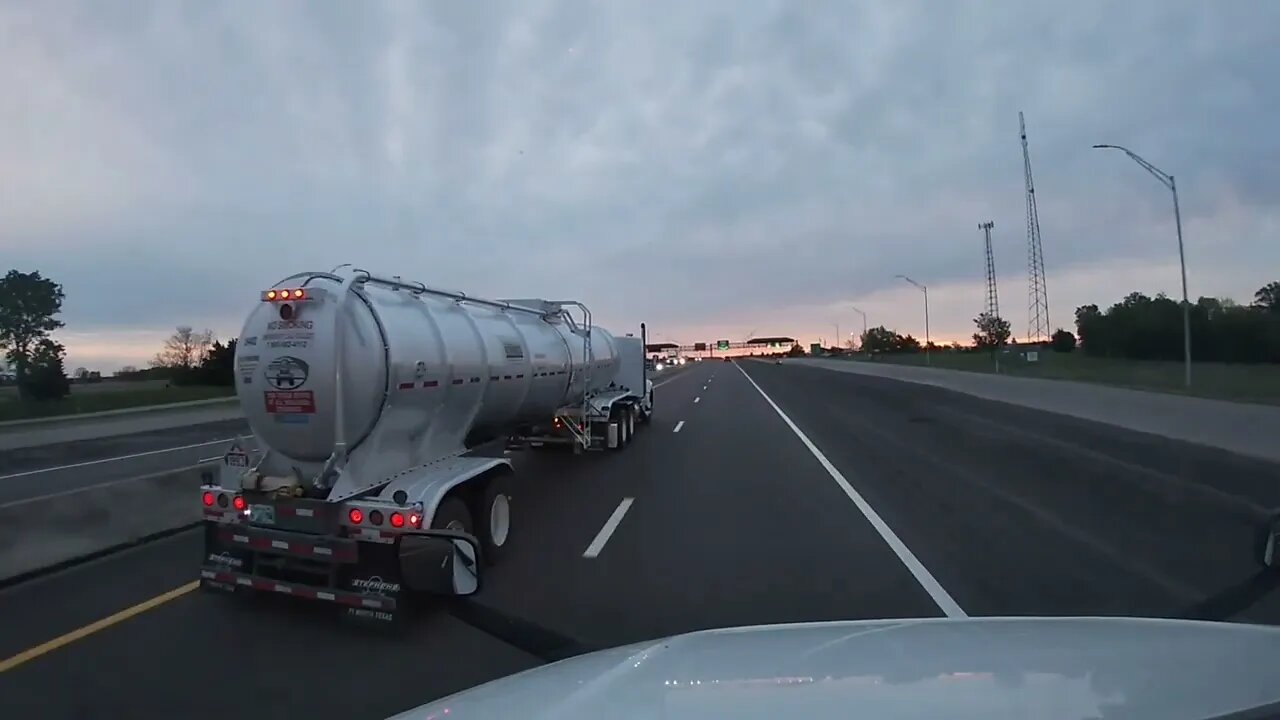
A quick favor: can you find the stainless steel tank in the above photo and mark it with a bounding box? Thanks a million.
[235,270,622,483]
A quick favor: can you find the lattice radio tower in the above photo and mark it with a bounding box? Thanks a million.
[1020,111,1050,342]
[980,221,999,320]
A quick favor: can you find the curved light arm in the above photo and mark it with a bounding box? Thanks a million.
[1092,144,1174,190]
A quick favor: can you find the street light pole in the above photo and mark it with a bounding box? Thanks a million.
[895,275,930,366]
[1093,144,1192,388]
[851,306,868,350]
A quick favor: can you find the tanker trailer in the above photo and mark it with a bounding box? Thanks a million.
[198,267,654,625]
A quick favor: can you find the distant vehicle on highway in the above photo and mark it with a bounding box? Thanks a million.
[722,357,731,362]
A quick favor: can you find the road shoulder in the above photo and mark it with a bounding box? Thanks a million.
[793,358,1280,462]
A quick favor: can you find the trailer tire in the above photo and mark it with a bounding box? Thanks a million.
[477,472,513,565]
[638,391,652,424]
[432,495,472,535]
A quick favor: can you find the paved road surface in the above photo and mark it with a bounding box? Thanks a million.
[0,365,697,507]
[0,419,251,506]
[3,359,1279,718]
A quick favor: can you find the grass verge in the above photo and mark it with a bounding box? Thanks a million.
[0,385,235,422]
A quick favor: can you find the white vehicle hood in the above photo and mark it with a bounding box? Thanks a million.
[389,616,1280,720]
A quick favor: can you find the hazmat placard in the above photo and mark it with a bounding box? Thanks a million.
[265,390,316,414]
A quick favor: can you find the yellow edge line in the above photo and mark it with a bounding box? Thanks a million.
[0,580,199,673]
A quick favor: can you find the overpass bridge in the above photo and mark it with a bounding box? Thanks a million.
[646,337,797,357]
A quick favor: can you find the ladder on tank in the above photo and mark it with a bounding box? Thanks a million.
[545,300,596,451]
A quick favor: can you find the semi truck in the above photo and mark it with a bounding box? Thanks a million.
[198,266,654,625]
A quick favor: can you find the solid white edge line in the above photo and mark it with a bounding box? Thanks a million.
[583,497,635,558]
[732,362,967,618]
[673,420,685,433]
[0,462,218,509]
[0,437,239,481]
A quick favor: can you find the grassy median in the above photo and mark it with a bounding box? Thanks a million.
[0,381,236,422]
[837,351,1280,405]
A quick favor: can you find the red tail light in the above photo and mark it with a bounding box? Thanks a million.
[409,513,422,528]
[348,508,364,525]
[202,492,215,507]
[232,495,246,511]
[389,512,405,528]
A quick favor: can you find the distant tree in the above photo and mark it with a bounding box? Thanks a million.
[192,338,237,386]
[860,326,899,353]
[1254,282,1280,312]
[153,326,214,370]
[0,270,66,399]
[118,365,138,375]
[23,338,70,400]
[972,313,1012,350]
[73,366,89,379]
[1051,329,1076,353]
[787,343,805,357]
[895,334,921,353]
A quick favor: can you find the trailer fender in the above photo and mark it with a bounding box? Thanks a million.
[394,456,514,528]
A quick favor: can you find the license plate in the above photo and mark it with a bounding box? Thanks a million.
[225,452,248,468]
[248,505,275,525]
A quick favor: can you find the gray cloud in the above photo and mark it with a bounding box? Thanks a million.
[1,0,1277,366]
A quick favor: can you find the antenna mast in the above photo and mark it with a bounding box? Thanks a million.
[1021,111,1050,342]
[980,221,999,320]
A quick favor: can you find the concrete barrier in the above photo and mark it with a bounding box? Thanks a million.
[0,465,210,586]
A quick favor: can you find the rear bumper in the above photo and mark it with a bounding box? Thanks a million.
[200,520,406,624]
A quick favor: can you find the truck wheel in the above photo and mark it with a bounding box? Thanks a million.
[432,496,472,534]
[477,472,513,565]
[638,391,653,424]
[610,407,628,450]
[617,406,631,447]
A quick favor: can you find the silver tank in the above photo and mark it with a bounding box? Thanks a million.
[234,270,622,484]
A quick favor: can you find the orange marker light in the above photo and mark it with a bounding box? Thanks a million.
[265,290,277,300]
[293,289,305,299]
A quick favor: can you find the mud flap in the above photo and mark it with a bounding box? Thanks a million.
[200,522,254,595]
[336,541,411,630]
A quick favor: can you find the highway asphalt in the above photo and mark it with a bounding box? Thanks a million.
[2,358,1280,718]
[0,419,251,506]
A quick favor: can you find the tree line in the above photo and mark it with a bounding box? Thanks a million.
[0,269,235,403]
[1074,282,1280,362]
[853,280,1280,363]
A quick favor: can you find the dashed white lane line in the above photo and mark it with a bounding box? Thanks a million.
[583,497,634,558]
[732,361,967,619]
[0,438,237,482]
[694,397,701,404]
[702,385,708,391]
[673,420,685,433]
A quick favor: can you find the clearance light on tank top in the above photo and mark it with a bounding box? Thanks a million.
[261,288,306,302]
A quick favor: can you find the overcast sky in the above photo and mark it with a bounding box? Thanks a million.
[2,0,1277,370]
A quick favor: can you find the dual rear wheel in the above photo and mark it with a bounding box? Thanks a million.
[431,470,513,566]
